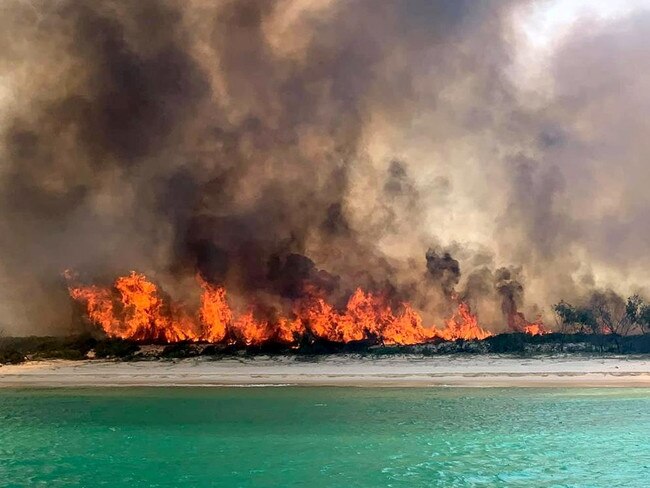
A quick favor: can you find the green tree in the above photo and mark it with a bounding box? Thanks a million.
[553,301,597,334]
[627,296,650,335]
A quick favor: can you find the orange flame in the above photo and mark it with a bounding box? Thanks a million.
[276,316,304,344]
[198,280,231,343]
[382,303,436,345]
[440,303,492,341]
[231,311,273,346]
[509,311,549,336]
[66,271,548,345]
[297,289,440,344]
[68,284,117,334]
[523,320,548,336]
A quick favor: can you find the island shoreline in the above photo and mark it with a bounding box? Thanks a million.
[2,355,650,388]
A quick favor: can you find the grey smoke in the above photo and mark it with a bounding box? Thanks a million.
[0,0,647,334]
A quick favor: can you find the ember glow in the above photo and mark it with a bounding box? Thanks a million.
[66,271,503,345]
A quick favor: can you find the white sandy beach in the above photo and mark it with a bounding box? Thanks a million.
[2,355,650,387]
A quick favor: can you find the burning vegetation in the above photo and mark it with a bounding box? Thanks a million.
[65,270,545,347]
[0,0,647,344]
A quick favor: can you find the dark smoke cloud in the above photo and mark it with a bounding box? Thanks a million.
[0,0,647,334]
[495,268,523,316]
[425,249,460,297]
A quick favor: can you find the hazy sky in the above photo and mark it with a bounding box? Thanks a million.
[511,0,650,93]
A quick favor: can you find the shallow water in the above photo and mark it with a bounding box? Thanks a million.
[0,387,649,487]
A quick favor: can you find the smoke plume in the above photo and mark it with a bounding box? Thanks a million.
[0,0,648,334]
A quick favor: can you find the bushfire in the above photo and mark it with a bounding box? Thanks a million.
[66,271,546,346]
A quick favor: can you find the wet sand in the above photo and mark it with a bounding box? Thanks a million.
[2,355,650,387]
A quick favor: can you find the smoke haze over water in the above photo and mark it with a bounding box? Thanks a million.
[0,0,648,335]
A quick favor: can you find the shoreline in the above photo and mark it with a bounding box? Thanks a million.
[2,355,650,388]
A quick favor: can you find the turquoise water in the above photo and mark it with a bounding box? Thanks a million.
[0,388,649,487]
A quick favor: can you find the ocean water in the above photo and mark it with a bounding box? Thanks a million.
[0,387,649,487]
